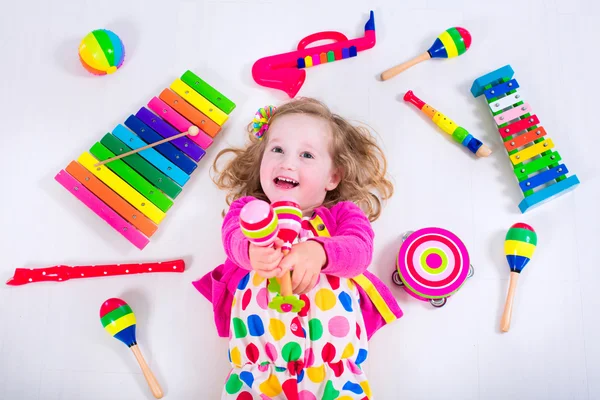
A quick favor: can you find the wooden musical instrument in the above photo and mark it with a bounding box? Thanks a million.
[501,223,537,332]
[471,65,580,213]
[381,27,471,81]
[100,298,163,398]
[55,70,235,249]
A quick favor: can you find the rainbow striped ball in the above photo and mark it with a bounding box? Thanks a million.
[79,29,125,75]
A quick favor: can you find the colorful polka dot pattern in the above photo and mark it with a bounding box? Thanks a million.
[223,269,370,398]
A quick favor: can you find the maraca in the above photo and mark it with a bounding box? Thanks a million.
[380,27,471,81]
[100,298,163,398]
[500,223,537,332]
[272,199,303,292]
[239,199,280,247]
[270,198,306,313]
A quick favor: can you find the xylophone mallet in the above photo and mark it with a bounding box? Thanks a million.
[94,125,200,167]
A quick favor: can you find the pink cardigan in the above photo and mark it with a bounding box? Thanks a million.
[193,196,403,340]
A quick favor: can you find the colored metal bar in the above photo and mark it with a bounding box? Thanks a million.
[489,91,525,113]
[519,164,568,192]
[55,170,149,250]
[101,134,182,199]
[65,161,157,237]
[89,142,173,212]
[124,115,197,175]
[499,115,540,138]
[170,79,229,126]
[158,89,221,138]
[514,151,562,181]
[505,127,547,152]
[146,98,213,150]
[112,124,189,187]
[180,70,236,114]
[509,138,554,165]
[484,79,520,100]
[494,103,532,126]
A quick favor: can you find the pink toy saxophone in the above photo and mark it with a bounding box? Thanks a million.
[251,11,376,98]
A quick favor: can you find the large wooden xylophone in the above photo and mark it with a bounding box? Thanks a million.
[471,65,580,213]
[55,70,235,249]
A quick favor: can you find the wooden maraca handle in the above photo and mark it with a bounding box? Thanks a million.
[380,52,431,81]
[130,344,164,399]
[500,271,520,332]
[278,249,293,296]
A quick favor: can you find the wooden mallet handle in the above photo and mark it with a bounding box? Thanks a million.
[500,271,520,332]
[130,344,164,399]
[94,126,200,167]
[380,52,431,81]
[279,249,293,296]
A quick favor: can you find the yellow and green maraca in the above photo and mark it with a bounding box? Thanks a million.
[501,223,537,332]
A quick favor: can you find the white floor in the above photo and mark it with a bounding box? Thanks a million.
[1,0,599,399]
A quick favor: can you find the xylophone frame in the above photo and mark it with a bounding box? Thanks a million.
[471,65,580,213]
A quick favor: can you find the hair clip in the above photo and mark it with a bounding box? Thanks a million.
[252,105,276,140]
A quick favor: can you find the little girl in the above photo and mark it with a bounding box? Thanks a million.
[194,98,403,399]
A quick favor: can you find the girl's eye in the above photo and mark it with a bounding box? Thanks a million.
[301,152,314,159]
[271,146,283,153]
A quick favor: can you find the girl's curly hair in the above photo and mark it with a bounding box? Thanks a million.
[210,97,394,222]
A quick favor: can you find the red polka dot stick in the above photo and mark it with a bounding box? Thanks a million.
[5,259,185,286]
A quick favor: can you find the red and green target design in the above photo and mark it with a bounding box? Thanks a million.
[396,227,470,299]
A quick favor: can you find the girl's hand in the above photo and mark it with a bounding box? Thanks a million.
[278,241,327,295]
[249,239,285,278]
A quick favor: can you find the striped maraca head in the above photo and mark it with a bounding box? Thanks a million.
[504,223,537,273]
[240,199,279,246]
[272,198,302,253]
[100,298,137,347]
[428,27,471,59]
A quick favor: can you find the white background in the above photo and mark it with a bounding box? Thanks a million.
[1,0,599,399]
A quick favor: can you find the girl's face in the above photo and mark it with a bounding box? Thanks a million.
[259,114,341,214]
